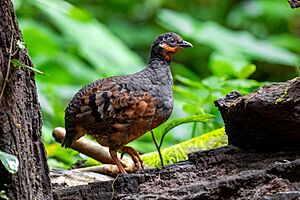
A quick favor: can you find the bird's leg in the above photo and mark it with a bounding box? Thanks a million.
[109,147,127,174]
[120,146,144,170]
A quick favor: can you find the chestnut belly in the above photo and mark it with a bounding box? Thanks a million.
[87,115,168,149]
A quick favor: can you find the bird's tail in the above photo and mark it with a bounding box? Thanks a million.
[61,107,76,148]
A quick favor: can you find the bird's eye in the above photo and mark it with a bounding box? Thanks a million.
[170,38,175,43]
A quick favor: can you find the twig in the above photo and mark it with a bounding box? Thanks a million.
[288,0,300,8]
[11,59,46,75]
[151,130,164,168]
[73,165,135,176]
[0,34,14,100]
[111,174,120,200]
[0,13,15,101]
[11,48,19,58]
[53,127,134,168]
[158,131,167,150]
[191,122,197,138]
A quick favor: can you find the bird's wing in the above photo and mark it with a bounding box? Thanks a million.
[76,82,157,129]
[62,77,157,147]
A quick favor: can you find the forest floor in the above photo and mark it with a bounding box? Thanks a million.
[52,145,300,200]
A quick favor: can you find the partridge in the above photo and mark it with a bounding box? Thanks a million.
[62,32,192,174]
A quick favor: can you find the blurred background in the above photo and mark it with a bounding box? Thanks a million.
[13,0,300,168]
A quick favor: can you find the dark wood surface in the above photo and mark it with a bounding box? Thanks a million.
[215,77,300,151]
[0,1,52,199]
[53,77,300,199]
[53,146,300,200]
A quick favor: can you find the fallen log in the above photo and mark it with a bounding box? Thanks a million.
[53,127,136,176]
[214,77,300,151]
[52,77,300,199]
[52,146,300,200]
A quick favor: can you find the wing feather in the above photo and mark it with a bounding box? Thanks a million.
[62,78,157,148]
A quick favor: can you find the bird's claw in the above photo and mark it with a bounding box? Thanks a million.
[120,146,144,170]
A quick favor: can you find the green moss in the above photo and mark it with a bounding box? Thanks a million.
[226,102,236,107]
[142,128,227,168]
[73,128,228,169]
[275,85,289,104]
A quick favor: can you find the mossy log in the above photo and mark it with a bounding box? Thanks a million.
[51,78,300,199]
[52,146,300,200]
[214,77,300,151]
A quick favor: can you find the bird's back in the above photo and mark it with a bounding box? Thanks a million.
[62,66,173,148]
[62,79,105,147]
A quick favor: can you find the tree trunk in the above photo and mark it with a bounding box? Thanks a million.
[0,0,53,199]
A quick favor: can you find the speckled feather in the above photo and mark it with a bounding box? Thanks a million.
[62,60,173,149]
[62,32,192,160]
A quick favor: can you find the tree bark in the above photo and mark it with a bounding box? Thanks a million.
[214,77,300,151]
[52,146,300,200]
[0,0,53,199]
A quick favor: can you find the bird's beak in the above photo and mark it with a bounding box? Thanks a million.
[178,40,193,48]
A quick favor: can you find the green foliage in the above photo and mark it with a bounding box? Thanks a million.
[0,150,19,174]
[151,113,213,167]
[143,128,227,168]
[33,0,144,76]
[0,190,10,200]
[12,59,46,75]
[209,53,256,79]
[156,114,213,148]
[173,74,263,129]
[13,0,300,168]
[16,40,26,50]
[157,9,299,67]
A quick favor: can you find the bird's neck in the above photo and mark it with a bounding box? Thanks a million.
[149,46,172,63]
[147,57,171,74]
[144,57,173,87]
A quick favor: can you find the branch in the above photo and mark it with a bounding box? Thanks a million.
[150,130,164,168]
[53,127,136,175]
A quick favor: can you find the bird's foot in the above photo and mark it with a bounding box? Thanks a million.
[109,148,127,174]
[120,146,144,170]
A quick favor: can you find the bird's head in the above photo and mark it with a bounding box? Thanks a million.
[150,32,193,61]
